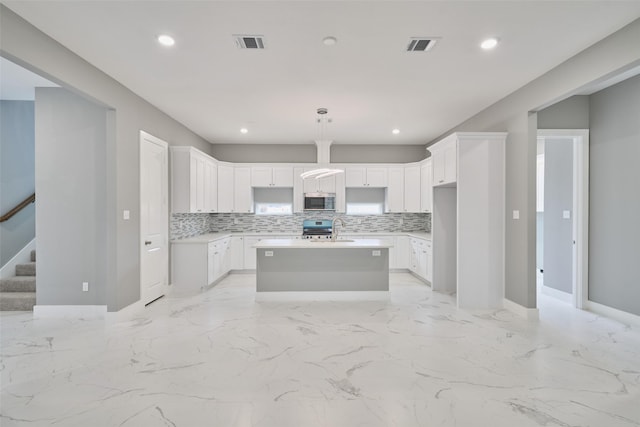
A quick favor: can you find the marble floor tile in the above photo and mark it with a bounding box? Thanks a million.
[1,273,639,426]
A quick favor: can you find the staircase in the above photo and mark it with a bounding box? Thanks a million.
[0,250,36,311]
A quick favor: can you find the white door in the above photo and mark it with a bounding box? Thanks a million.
[140,131,169,305]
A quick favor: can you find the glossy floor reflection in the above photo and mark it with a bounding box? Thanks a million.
[1,273,639,426]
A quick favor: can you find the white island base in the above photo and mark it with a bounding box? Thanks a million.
[254,239,391,292]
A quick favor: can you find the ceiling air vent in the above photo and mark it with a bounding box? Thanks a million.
[406,37,438,52]
[234,35,265,49]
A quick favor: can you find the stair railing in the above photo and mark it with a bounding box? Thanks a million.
[0,193,36,223]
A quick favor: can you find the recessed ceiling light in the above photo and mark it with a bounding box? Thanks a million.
[392,129,400,135]
[322,36,337,46]
[240,128,248,134]
[480,38,498,50]
[157,34,175,47]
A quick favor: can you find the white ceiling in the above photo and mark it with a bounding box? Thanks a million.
[4,1,640,145]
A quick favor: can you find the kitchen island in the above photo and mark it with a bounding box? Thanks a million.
[253,239,392,292]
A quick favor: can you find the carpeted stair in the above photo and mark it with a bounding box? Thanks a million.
[0,250,36,311]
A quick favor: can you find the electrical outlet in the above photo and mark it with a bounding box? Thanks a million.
[233,218,239,225]
[82,282,89,292]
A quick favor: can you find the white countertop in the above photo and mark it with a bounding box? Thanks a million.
[172,231,431,244]
[171,232,232,244]
[253,238,393,249]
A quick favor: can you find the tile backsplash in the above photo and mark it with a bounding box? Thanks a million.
[171,212,431,240]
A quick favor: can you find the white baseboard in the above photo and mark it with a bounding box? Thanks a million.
[540,284,572,304]
[106,300,145,325]
[33,305,107,318]
[0,238,36,279]
[584,300,640,327]
[503,298,539,321]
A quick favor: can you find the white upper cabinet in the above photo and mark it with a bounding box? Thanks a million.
[429,134,457,187]
[420,159,432,213]
[170,146,218,213]
[233,167,253,213]
[251,166,293,187]
[302,168,337,193]
[218,164,254,213]
[404,165,421,213]
[386,167,405,213]
[217,163,234,213]
[345,166,388,188]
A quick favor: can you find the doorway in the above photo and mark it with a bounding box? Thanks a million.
[139,131,169,305]
[536,129,589,309]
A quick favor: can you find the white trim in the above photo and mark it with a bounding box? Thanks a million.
[584,300,640,328]
[0,238,36,279]
[33,305,107,318]
[105,300,145,325]
[536,129,589,309]
[503,298,539,321]
[540,284,572,304]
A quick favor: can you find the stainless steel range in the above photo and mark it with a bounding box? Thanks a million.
[302,219,333,240]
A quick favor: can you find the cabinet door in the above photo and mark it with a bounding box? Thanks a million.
[302,168,318,193]
[243,236,263,269]
[443,142,457,184]
[272,166,293,187]
[251,167,273,187]
[425,240,433,282]
[207,242,216,284]
[345,167,366,187]
[234,167,253,213]
[293,167,305,213]
[395,236,411,269]
[207,161,218,212]
[404,166,421,213]
[217,164,234,212]
[230,236,244,270]
[420,160,432,213]
[318,174,336,193]
[366,167,388,187]
[194,155,207,213]
[386,167,404,213]
[432,149,446,186]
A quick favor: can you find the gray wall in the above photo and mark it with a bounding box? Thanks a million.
[35,87,107,305]
[543,138,573,294]
[209,143,427,164]
[0,100,35,266]
[432,18,640,309]
[1,5,212,311]
[211,144,317,163]
[331,145,427,163]
[538,95,590,129]
[589,74,640,315]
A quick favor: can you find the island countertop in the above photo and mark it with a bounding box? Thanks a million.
[253,238,393,249]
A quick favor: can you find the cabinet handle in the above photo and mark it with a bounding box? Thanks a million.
[439,179,444,183]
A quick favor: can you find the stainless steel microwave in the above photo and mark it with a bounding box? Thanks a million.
[304,193,336,211]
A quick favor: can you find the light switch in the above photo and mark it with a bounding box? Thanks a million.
[512,210,520,220]
[563,210,571,219]
[265,251,274,257]
[123,210,130,220]
[82,282,89,292]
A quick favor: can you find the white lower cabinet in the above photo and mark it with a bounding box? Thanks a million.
[409,237,431,282]
[230,235,244,270]
[395,236,410,269]
[172,236,232,292]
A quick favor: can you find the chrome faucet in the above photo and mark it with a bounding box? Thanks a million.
[331,217,346,241]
